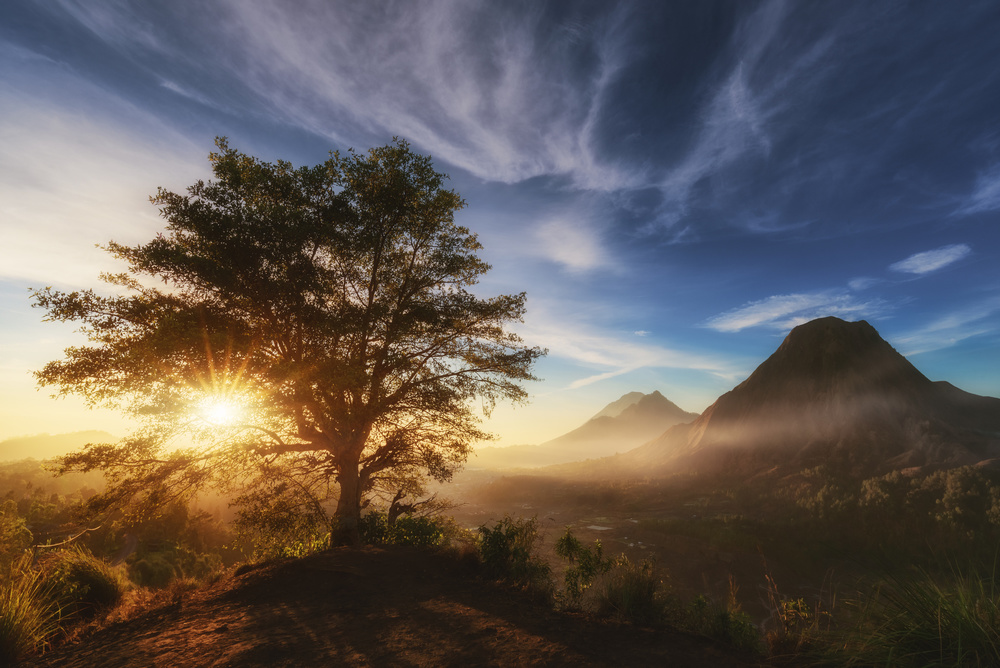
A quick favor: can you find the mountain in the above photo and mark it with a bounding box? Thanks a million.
[589,392,646,419]
[474,391,697,469]
[0,430,116,462]
[623,317,1000,477]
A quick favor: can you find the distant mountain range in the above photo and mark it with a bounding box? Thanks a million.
[0,430,116,462]
[473,391,698,469]
[568,317,1000,479]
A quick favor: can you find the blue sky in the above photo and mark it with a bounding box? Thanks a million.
[1,1,999,445]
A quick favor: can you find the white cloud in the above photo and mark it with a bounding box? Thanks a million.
[534,217,613,273]
[705,291,886,333]
[959,164,1000,214]
[889,244,971,275]
[652,3,838,232]
[517,309,737,390]
[848,277,880,291]
[894,298,1000,355]
[178,0,645,191]
[0,66,204,286]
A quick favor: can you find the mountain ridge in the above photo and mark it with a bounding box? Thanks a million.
[0,430,117,462]
[474,391,697,469]
[560,317,1000,478]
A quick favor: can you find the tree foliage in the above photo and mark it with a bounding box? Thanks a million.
[33,138,543,545]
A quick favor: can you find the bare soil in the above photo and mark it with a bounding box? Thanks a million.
[20,546,757,667]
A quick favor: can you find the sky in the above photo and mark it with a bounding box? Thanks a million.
[1,0,999,447]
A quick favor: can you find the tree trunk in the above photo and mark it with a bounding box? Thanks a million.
[387,489,407,527]
[331,460,363,547]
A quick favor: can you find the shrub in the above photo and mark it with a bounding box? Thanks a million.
[0,556,61,664]
[41,547,130,617]
[554,528,615,608]
[129,554,178,588]
[128,544,225,588]
[595,556,664,625]
[477,516,552,595]
[686,594,763,656]
[359,512,447,547]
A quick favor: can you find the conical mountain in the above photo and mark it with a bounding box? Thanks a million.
[631,317,1000,476]
[590,392,646,420]
[543,391,696,452]
[474,391,697,469]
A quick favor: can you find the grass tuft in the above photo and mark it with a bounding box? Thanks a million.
[0,555,62,664]
[40,546,130,617]
[831,564,1000,667]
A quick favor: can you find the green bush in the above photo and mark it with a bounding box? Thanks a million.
[359,512,447,547]
[477,516,552,594]
[0,557,61,664]
[0,500,33,570]
[554,528,615,608]
[41,547,129,617]
[128,543,225,588]
[129,554,178,588]
[685,595,763,656]
[595,556,664,625]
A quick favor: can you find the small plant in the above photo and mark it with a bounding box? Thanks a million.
[554,528,615,608]
[594,556,664,625]
[686,594,763,656]
[477,516,552,595]
[762,569,831,656]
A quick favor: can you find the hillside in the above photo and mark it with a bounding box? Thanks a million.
[19,547,752,668]
[0,431,116,462]
[474,392,697,469]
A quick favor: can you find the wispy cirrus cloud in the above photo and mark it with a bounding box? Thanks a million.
[533,215,615,273]
[894,297,1000,355]
[518,309,738,390]
[889,244,971,275]
[44,1,639,187]
[704,290,887,333]
[196,0,646,191]
[652,2,838,232]
[0,50,203,286]
[958,164,1000,215]
[848,277,881,291]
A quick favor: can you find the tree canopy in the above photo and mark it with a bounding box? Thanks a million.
[33,138,543,545]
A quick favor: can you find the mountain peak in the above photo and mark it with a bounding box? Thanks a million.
[589,392,647,420]
[735,317,928,401]
[634,316,1000,476]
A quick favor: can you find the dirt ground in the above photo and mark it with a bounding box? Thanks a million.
[20,546,758,668]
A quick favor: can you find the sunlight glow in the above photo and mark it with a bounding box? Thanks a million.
[197,397,244,426]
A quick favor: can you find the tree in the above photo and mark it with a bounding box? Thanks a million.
[33,138,543,546]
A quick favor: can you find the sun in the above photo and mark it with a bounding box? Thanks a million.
[197,397,244,426]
